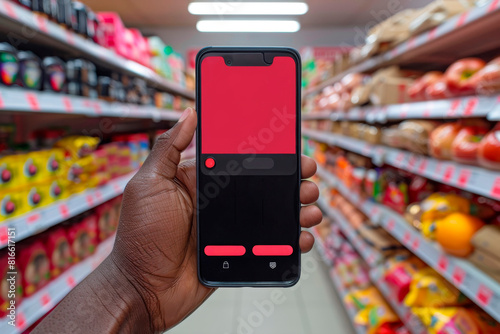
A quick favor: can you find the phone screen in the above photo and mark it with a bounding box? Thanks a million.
[197,49,300,286]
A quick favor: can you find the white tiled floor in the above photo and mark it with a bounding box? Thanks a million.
[166,250,356,334]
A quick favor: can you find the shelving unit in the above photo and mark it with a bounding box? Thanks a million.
[0,1,194,100]
[0,87,182,120]
[0,236,114,334]
[304,0,500,97]
[0,171,135,249]
[316,167,500,323]
[303,129,500,201]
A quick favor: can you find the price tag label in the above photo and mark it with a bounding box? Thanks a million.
[59,203,69,219]
[411,238,420,251]
[452,266,465,286]
[395,152,405,167]
[418,158,428,174]
[86,195,94,207]
[407,37,416,50]
[67,275,76,288]
[428,27,437,41]
[438,255,449,271]
[17,312,26,329]
[391,48,398,58]
[400,104,410,118]
[488,0,500,12]
[490,177,500,199]
[0,91,4,109]
[387,219,396,232]
[477,285,493,306]
[26,93,40,110]
[95,190,103,202]
[65,29,75,45]
[27,213,41,224]
[455,12,468,28]
[457,169,471,187]
[447,100,461,117]
[435,162,443,174]
[463,97,478,116]
[3,1,17,19]
[40,293,51,307]
[407,154,417,171]
[403,231,411,244]
[62,97,73,112]
[443,166,455,182]
[35,14,49,33]
[113,183,122,194]
[0,225,8,245]
[423,108,431,118]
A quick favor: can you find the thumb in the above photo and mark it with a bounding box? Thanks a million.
[141,107,197,179]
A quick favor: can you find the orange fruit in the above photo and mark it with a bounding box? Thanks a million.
[435,213,485,257]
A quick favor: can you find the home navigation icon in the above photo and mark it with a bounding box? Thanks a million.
[223,261,229,269]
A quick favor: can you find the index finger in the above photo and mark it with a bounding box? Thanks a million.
[301,155,317,179]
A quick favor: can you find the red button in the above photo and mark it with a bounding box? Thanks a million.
[252,245,293,256]
[204,245,246,256]
[205,157,215,169]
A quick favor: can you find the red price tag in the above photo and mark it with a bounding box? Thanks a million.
[463,97,478,116]
[27,213,41,224]
[3,1,17,19]
[0,91,4,109]
[443,166,455,182]
[40,293,51,306]
[488,0,500,12]
[438,255,449,271]
[403,231,411,244]
[59,203,69,219]
[455,12,468,27]
[93,102,102,114]
[452,266,465,286]
[0,225,8,245]
[67,275,76,288]
[400,104,410,118]
[457,169,471,187]
[435,162,443,174]
[95,190,103,202]
[62,97,73,112]
[423,108,431,117]
[86,195,94,207]
[113,183,122,194]
[477,285,493,306]
[26,93,40,110]
[411,238,420,251]
[396,152,405,165]
[391,48,398,58]
[418,159,428,174]
[407,37,416,50]
[447,100,461,117]
[17,312,26,329]
[490,177,500,198]
[35,14,49,33]
[407,154,417,171]
[428,27,437,41]
[65,29,75,45]
[387,219,396,231]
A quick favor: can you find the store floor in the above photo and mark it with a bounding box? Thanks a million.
[166,250,356,334]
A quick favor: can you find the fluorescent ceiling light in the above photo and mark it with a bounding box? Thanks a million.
[188,2,309,15]
[196,20,300,32]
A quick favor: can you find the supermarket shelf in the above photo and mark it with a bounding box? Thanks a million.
[303,94,496,123]
[0,1,194,100]
[370,267,428,334]
[0,236,114,334]
[0,87,181,120]
[0,171,135,249]
[329,267,366,334]
[321,168,500,323]
[317,196,383,268]
[303,129,500,201]
[304,0,500,97]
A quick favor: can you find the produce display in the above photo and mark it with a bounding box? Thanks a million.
[0,131,150,222]
[0,197,121,317]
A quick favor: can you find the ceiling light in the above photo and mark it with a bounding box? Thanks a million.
[188,2,309,15]
[196,20,300,32]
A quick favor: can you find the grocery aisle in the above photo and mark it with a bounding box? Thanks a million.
[168,250,355,334]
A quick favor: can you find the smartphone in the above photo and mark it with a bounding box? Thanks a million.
[196,47,301,287]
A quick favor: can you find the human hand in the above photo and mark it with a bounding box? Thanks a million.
[108,107,322,332]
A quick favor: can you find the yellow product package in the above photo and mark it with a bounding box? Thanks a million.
[0,155,21,190]
[404,267,468,308]
[55,136,100,159]
[0,191,25,221]
[41,148,67,179]
[420,193,470,239]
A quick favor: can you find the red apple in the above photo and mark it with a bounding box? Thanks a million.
[408,71,443,100]
[430,122,463,160]
[478,123,500,170]
[445,58,486,95]
[473,57,500,95]
[452,125,490,165]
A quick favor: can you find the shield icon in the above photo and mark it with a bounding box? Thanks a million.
[269,262,277,269]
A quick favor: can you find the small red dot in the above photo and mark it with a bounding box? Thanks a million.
[205,158,215,169]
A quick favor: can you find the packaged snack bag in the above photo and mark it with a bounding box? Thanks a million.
[420,193,470,239]
[17,240,50,296]
[42,148,66,179]
[0,191,24,221]
[22,184,47,211]
[0,251,23,317]
[0,155,21,189]
[42,227,73,278]
[19,152,44,185]
[55,136,100,159]
[404,268,468,308]
[384,257,426,302]
[96,201,117,241]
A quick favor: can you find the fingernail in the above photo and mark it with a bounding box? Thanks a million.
[179,108,192,122]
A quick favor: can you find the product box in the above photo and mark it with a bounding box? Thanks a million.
[43,227,73,278]
[471,225,500,258]
[0,155,21,190]
[17,240,50,297]
[0,251,23,317]
[370,76,416,105]
[66,214,98,262]
[0,191,24,221]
